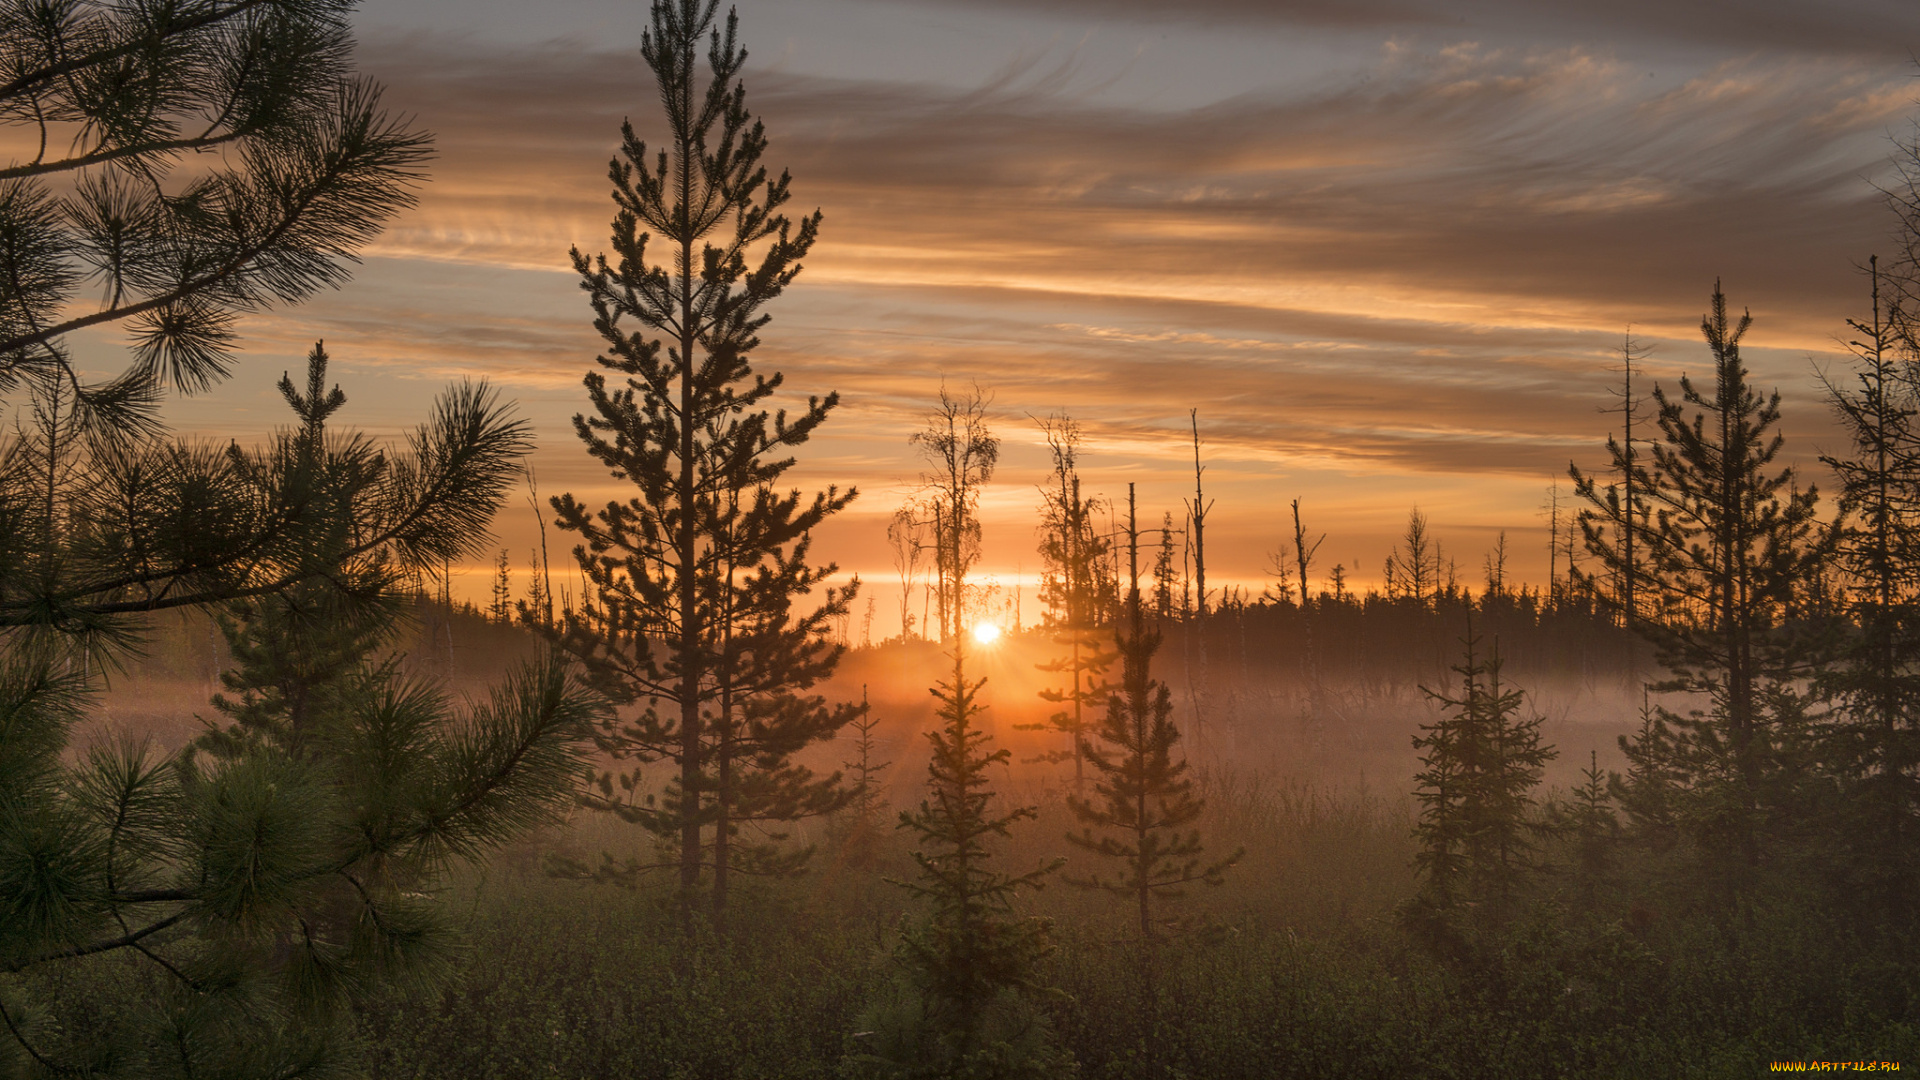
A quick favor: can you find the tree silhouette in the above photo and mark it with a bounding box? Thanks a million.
[912,384,997,643]
[1409,622,1554,928]
[1387,507,1439,609]
[1602,283,1829,878]
[866,643,1065,1078]
[1026,413,1114,791]
[1067,484,1238,940]
[1817,256,1920,911]
[546,0,854,927]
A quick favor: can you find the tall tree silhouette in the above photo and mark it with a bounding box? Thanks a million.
[1572,332,1654,632]
[1067,484,1238,940]
[547,0,855,926]
[912,384,997,643]
[1818,256,1920,909]
[1026,413,1114,791]
[1602,283,1828,877]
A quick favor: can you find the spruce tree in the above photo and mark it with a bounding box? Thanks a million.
[1409,622,1554,926]
[1066,484,1238,940]
[855,395,1063,1079]
[195,343,398,759]
[1594,283,1829,877]
[492,549,514,623]
[1548,750,1621,908]
[547,0,855,925]
[838,684,890,864]
[862,645,1065,1079]
[1152,514,1178,625]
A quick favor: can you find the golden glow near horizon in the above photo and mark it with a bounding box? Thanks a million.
[138,1,1918,634]
[970,622,1004,648]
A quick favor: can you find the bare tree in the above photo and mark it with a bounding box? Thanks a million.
[911,383,998,642]
[888,503,930,640]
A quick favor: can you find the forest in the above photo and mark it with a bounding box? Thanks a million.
[4,1,1920,1078]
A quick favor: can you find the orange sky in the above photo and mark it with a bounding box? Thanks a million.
[106,0,1920,636]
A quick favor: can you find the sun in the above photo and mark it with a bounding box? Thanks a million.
[970,621,1003,647]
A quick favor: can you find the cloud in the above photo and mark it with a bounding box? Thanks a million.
[289,30,1909,597]
[889,0,1920,58]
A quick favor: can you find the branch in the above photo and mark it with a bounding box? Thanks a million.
[0,995,83,1076]
[0,0,276,104]
[2,910,187,974]
[0,130,248,180]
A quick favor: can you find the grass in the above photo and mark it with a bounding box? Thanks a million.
[347,770,1920,1080]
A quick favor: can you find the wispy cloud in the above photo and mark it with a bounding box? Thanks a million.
[897,0,1920,58]
[256,26,1913,608]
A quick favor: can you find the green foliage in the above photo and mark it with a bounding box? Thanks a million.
[0,351,599,1076]
[0,0,430,417]
[0,340,532,655]
[195,344,404,760]
[547,0,854,920]
[1409,623,1554,933]
[1546,751,1622,907]
[0,6,596,1075]
[1,645,599,1075]
[875,648,1066,1077]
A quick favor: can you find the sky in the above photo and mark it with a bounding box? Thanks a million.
[146,0,1920,635]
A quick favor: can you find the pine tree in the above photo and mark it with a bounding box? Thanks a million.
[491,549,514,623]
[1409,622,1554,925]
[546,0,855,925]
[0,0,429,430]
[855,401,1063,1078]
[1817,256,1920,908]
[0,348,596,1077]
[195,344,400,759]
[0,0,432,639]
[1548,750,1621,908]
[839,684,891,863]
[1067,484,1238,940]
[1025,413,1114,791]
[1596,283,1829,876]
[1152,514,1178,625]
